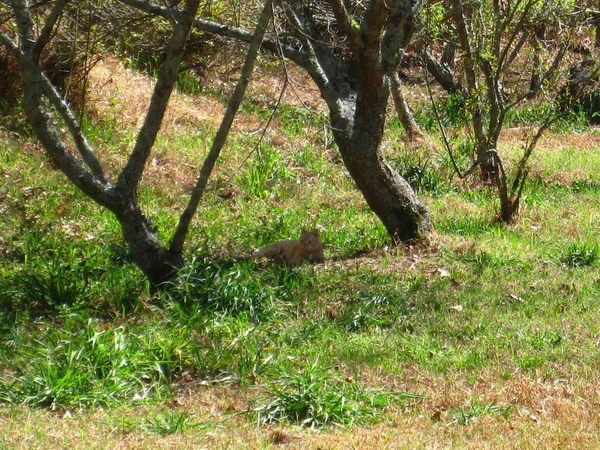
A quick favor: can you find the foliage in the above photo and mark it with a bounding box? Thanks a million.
[0,312,179,408]
[420,0,584,223]
[0,2,600,444]
[392,151,448,196]
[335,290,409,332]
[141,410,195,435]
[161,256,307,321]
[239,146,293,199]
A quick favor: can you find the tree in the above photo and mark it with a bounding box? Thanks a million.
[0,0,431,286]
[420,0,584,222]
[0,0,274,286]
[1,0,431,287]
[124,0,432,243]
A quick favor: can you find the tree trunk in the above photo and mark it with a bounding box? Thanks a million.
[116,204,183,286]
[5,0,202,288]
[595,2,600,49]
[337,135,431,242]
[328,83,431,243]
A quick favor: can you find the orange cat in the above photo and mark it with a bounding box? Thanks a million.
[251,229,324,265]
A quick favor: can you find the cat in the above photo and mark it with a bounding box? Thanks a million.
[251,229,324,265]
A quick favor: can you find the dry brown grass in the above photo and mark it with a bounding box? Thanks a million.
[87,57,225,131]
[2,368,599,449]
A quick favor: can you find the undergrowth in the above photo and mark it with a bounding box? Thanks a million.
[1,81,600,441]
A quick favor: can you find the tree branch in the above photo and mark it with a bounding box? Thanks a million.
[325,0,361,53]
[391,71,423,139]
[43,74,108,182]
[382,0,421,75]
[2,1,107,182]
[116,0,201,197]
[278,0,341,105]
[31,0,68,62]
[420,49,464,94]
[9,0,118,208]
[169,0,274,255]
[0,25,19,55]
[359,0,391,51]
[118,0,304,66]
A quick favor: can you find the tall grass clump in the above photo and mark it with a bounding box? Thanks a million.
[449,397,512,426]
[162,257,309,321]
[391,151,448,196]
[252,361,420,428]
[335,290,410,332]
[560,242,600,267]
[0,311,189,408]
[239,145,294,199]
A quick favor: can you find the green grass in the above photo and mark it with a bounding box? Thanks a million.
[449,397,512,426]
[1,80,600,447]
[251,360,421,427]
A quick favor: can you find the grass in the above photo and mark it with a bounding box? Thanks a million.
[251,360,421,427]
[1,59,600,448]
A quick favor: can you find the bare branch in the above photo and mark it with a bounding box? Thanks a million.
[391,72,422,139]
[510,113,562,199]
[116,0,201,197]
[449,0,486,146]
[39,71,107,182]
[424,67,465,179]
[0,25,19,55]
[8,0,117,207]
[325,0,361,53]
[118,0,304,66]
[169,0,274,255]
[278,1,341,104]
[382,0,422,74]
[420,49,464,94]
[31,0,69,62]
[2,1,107,181]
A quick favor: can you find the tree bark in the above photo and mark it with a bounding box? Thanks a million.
[310,0,431,242]
[421,49,464,95]
[121,0,432,244]
[117,204,183,284]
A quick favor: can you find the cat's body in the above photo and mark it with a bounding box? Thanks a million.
[251,229,324,265]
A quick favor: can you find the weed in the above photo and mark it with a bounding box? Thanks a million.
[278,104,325,136]
[449,397,512,425]
[560,242,599,267]
[570,179,600,194]
[162,257,299,321]
[1,51,600,448]
[239,145,293,199]
[394,153,447,195]
[22,259,90,314]
[252,361,420,428]
[0,312,192,408]
[142,410,194,435]
[336,291,408,332]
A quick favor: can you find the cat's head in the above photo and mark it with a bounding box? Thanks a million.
[299,229,321,249]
